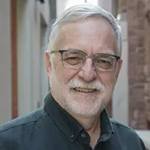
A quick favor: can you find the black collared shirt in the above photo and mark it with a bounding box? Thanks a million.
[0,93,146,150]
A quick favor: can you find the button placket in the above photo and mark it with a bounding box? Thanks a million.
[81,133,87,138]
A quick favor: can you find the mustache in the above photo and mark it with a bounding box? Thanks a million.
[68,79,104,90]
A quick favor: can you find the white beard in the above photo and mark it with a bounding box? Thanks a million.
[50,68,115,118]
[64,80,114,118]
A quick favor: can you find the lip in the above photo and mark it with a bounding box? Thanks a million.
[72,87,98,93]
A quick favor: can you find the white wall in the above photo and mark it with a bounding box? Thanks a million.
[17,0,33,116]
[98,0,129,125]
[98,0,113,13]
[17,0,50,116]
[39,19,49,107]
[98,0,118,17]
[113,20,129,125]
[0,0,12,124]
[56,0,67,17]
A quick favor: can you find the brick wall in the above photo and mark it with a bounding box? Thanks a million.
[118,0,150,129]
[144,0,150,128]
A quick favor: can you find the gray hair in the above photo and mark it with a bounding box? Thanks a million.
[48,4,122,56]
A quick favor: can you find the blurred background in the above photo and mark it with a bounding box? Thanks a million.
[0,0,150,148]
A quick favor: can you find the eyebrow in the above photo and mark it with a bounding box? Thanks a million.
[57,49,117,58]
[64,48,84,52]
[62,49,87,55]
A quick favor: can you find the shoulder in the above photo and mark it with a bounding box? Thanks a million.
[0,108,46,133]
[110,119,137,136]
[0,108,48,149]
[110,119,146,149]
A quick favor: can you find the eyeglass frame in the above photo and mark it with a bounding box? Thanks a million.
[50,50,120,72]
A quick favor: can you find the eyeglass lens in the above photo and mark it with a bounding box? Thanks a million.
[61,50,117,71]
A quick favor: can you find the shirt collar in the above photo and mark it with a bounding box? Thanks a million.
[44,92,114,143]
[99,108,114,142]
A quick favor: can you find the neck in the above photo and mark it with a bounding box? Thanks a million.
[71,113,101,148]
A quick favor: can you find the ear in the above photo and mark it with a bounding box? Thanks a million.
[115,59,123,81]
[45,50,51,79]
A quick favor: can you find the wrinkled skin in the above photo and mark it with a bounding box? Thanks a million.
[45,16,122,119]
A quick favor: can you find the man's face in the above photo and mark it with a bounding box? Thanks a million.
[46,17,122,118]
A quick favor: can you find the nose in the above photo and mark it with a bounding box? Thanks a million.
[78,58,97,82]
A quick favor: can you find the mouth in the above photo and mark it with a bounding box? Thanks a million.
[73,87,97,93]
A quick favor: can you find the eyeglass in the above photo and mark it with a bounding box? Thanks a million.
[50,50,120,72]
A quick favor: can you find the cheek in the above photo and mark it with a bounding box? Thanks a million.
[98,72,117,86]
[64,69,79,83]
[53,57,79,83]
[56,65,78,84]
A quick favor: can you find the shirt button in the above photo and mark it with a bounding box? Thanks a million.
[70,134,74,138]
[81,133,87,138]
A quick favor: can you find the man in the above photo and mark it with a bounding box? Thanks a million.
[0,4,146,150]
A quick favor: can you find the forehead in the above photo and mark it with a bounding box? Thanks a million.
[55,16,117,55]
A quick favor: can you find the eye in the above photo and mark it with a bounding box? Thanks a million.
[95,57,113,69]
[98,59,110,63]
[65,57,81,60]
[63,56,83,65]
[97,59,112,65]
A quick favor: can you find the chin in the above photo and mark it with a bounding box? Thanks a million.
[70,106,103,118]
[58,86,113,118]
[63,96,106,118]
